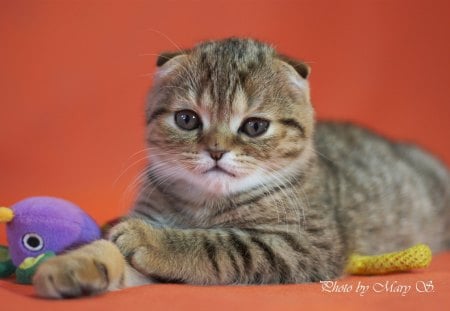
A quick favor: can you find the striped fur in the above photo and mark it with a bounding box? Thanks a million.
[33,38,450,298]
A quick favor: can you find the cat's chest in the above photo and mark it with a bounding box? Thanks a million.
[161,191,307,230]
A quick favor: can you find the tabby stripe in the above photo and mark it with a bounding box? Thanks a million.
[227,219,301,227]
[212,178,305,219]
[147,172,199,209]
[161,194,189,213]
[212,183,294,218]
[228,76,240,108]
[308,267,323,282]
[314,241,332,251]
[234,185,288,207]
[211,200,241,218]
[146,174,189,213]
[296,259,307,272]
[242,229,310,255]
[132,208,160,223]
[243,229,310,276]
[250,236,276,269]
[226,249,240,280]
[235,172,304,204]
[203,237,220,277]
[253,272,263,284]
[227,230,253,272]
[146,107,169,124]
[132,200,161,219]
[279,119,305,137]
[320,157,349,254]
[305,226,326,234]
[305,213,325,221]
[233,172,303,205]
[250,236,291,283]
[280,149,302,159]
[149,274,185,284]
[217,233,241,279]
[135,199,159,210]
[273,231,308,254]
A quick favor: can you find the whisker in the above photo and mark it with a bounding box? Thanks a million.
[113,156,148,188]
[261,167,299,231]
[144,28,183,52]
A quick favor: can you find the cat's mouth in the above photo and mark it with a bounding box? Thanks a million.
[203,165,236,177]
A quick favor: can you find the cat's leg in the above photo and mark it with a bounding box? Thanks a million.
[109,218,343,284]
[33,239,150,299]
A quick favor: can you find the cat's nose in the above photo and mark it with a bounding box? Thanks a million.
[208,150,226,161]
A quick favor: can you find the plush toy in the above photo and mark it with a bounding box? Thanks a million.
[346,243,432,275]
[0,196,101,284]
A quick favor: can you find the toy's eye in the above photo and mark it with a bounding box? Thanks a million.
[22,233,44,252]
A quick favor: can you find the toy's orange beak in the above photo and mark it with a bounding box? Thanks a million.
[0,207,14,223]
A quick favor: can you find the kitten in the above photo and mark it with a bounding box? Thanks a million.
[33,38,450,298]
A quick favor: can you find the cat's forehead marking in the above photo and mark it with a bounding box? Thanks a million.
[199,83,264,132]
[196,90,213,128]
[195,75,284,135]
[229,88,248,131]
[198,87,214,111]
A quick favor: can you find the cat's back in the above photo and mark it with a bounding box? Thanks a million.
[314,121,449,190]
[313,121,450,253]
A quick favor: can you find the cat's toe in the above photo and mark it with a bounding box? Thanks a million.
[33,255,109,299]
[108,218,156,259]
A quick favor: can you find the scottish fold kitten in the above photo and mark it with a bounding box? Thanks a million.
[33,38,450,298]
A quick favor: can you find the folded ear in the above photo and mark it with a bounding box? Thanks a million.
[277,54,311,79]
[156,50,190,67]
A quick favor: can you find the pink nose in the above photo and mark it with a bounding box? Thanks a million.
[208,150,226,161]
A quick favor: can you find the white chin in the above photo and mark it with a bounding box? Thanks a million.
[190,170,265,197]
[200,172,235,195]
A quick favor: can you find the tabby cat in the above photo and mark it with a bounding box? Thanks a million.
[33,38,450,298]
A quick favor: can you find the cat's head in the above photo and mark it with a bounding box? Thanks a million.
[145,38,314,198]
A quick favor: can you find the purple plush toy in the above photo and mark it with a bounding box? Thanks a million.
[0,196,101,283]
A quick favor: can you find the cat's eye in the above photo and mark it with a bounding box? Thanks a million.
[240,118,270,137]
[174,110,201,131]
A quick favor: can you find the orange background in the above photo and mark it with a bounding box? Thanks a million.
[0,0,449,309]
[1,0,450,242]
[1,0,450,237]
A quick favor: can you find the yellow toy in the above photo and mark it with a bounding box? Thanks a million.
[346,243,432,275]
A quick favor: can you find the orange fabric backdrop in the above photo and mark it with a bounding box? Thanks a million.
[0,1,449,310]
[1,0,449,241]
[1,1,449,233]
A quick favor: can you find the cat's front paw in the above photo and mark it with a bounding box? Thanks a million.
[33,240,125,299]
[108,218,160,273]
[33,254,109,299]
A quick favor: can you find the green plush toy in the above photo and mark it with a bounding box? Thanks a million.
[1,244,56,284]
[0,246,15,278]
